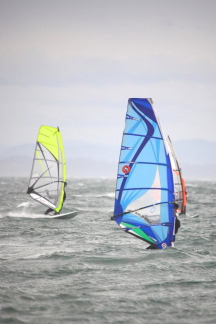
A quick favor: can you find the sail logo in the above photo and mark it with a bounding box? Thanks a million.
[122,165,131,173]
[121,146,133,150]
[37,197,47,204]
[134,211,152,223]
[118,174,128,178]
[38,198,44,202]
[126,114,140,121]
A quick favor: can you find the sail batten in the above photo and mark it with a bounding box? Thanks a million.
[116,187,171,191]
[119,161,169,167]
[27,125,66,213]
[113,98,175,249]
[124,133,163,140]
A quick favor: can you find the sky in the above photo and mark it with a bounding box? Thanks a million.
[1,0,216,147]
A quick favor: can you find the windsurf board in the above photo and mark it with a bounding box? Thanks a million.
[47,211,78,219]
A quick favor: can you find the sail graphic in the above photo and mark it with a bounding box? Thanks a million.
[167,136,187,214]
[27,126,66,213]
[113,98,176,249]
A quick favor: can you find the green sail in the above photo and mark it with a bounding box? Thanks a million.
[27,126,66,213]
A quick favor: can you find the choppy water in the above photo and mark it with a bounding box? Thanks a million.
[0,178,216,324]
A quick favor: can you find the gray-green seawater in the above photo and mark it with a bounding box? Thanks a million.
[0,178,215,324]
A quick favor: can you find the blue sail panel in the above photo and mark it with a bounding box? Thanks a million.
[120,135,167,164]
[113,98,175,249]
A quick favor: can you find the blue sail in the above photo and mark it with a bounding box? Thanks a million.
[113,98,175,249]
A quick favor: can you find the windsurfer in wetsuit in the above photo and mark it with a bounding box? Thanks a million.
[146,244,158,250]
[174,203,181,234]
[146,202,181,249]
[44,184,67,215]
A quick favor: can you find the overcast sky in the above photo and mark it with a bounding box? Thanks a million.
[1,0,216,147]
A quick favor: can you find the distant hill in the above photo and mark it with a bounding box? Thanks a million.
[0,139,215,180]
[0,141,119,162]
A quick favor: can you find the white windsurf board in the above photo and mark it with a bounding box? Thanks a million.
[191,214,199,218]
[47,211,78,219]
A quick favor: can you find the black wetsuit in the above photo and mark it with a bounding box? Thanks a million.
[44,208,54,215]
[146,217,181,249]
[175,216,181,234]
[44,191,66,215]
[146,244,158,250]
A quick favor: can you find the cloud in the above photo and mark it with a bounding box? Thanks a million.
[0,0,216,146]
[1,51,215,87]
[1,0,216,60]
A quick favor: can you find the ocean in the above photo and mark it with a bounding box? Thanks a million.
[0,178,215,324]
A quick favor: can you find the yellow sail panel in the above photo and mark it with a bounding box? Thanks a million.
[38,126,61,160]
